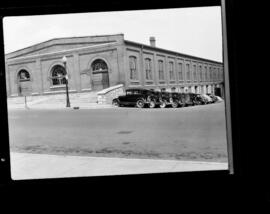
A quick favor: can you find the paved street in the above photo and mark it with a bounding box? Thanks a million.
[8,102,228,162]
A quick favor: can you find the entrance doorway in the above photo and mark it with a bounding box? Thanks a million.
[91,59,109,91]
[215,87,221,97]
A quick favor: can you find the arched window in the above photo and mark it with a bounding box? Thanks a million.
[129,56,138,80]
[18,69,30,82]
[91,59,108,72]
[51,65,67,85]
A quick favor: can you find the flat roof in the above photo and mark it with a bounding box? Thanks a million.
[124,40,223,65]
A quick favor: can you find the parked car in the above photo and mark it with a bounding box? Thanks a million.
[181,93,194,106]
[171,92,186,107]
[207,94,223,103]
[112,88,159,108]
[189,93,202,105]
[201,94,213,104]
[206,94,218,103]
[194,94,208,105]
[158,91,172,108]
[157,91,185,108]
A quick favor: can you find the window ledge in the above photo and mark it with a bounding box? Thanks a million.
[50,85,66,89]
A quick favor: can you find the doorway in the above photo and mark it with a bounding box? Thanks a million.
[91,59,110,91]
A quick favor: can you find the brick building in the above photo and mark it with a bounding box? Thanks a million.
[5,34,224,97]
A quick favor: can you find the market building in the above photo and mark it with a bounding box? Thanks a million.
[5,34,224,97]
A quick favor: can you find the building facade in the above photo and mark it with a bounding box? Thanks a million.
[5,34,224,97]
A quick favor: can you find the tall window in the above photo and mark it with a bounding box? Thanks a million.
[204,65,208,82]
[158,60,165,80]
[186,63,190,81]
[178,63,183,81]
[18,69,30,82]
[169,62,175,80]
[199,65,202,82]
[145,58,152,80]
[213,67,216,81]
[129,56,138,80]
[193,64,197,81]
[51,65,67,85]
[209,66,212,81]
[220,68,223,81]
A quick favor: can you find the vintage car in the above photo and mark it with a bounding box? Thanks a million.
[194,94,208,105]
[178,93,193,106]
[112,88,159,108]
[152,91,181,108]
[201,94,214,104]
[170,92,186,107]
[206,94,222,103]
[188,93,202,105]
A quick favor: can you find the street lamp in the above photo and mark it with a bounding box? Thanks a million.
[62,56,70,107]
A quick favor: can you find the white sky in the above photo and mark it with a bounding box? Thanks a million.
[3,6,223,62]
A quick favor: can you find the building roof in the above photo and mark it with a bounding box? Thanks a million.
[5,33,223,64]
[5,34,124,60]
[124,40,223,65]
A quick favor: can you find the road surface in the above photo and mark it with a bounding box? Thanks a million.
[8,102,228,162]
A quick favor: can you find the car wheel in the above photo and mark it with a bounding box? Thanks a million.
[160,101,167,108]
[112,100,120,107]
[172,101,178,108]
[136,99,145,108]
[149,101,156,108]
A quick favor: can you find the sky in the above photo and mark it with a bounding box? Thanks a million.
[3,6,223,62]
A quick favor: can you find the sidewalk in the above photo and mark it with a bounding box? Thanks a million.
[7,103,113,110]
[10,152,228,180]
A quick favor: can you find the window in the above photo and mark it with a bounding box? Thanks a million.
[209,66,212,81]
[213,67,216,81]
[193,64,197,81]
[51,65,67,85]
[220,68,223,81]
[129,56,138,80]
[18,69,30,82]
[169,62,175,80]
[158,60,165,80]
[204,66,208,82]
[178,63,183,81]
[91,59,108,72]
[145,58,152,80]
[186,63,190,81]
[199,65,202,82]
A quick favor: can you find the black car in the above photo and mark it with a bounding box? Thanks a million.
[206,93,218,103]
[194,94,208,105]
[181,93,195,106]
[112,88,159,108]
[170,92,186,108]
